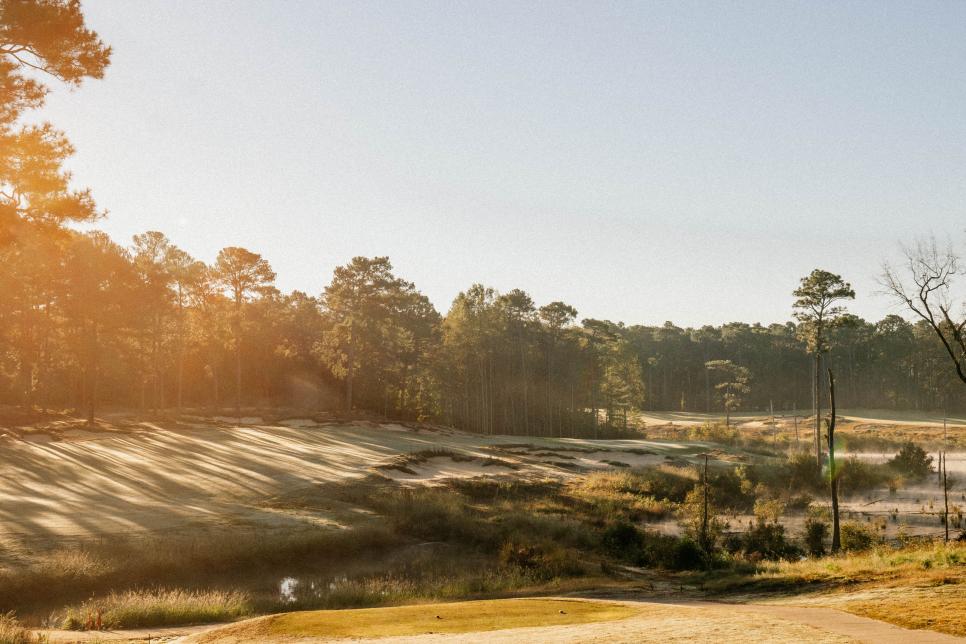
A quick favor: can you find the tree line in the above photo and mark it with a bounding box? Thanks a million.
[2,228,962,430]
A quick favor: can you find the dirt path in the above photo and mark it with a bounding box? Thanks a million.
[41,598,952,644]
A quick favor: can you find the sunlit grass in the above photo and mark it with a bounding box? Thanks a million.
[757,541,966,586]
[195,598,637,642]
[0,612,35,644]
[59,588,250,630]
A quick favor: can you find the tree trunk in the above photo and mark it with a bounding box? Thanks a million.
[176,287,185,412]
[235,333,242,419]
[827,368,840,553]
[87,323,98,425]
[704,343,711,413]
[520,330,529,437]
[345,327,355,413]
[814,352,822,466]
[234,294,242,420]
[701,454,710,557]
[211,360,220,410]
[943,451,950,543]
[547,340,554,438]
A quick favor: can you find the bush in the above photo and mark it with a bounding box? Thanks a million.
[385,489,493,546]
[710,468,753,511]
[802,518,828,556]
[678,487,723,552]
[837,457,891,494]
[670,537,708,570]
[888,442,934,480]
[688,423,739,445]
[738,521,800,561]
[570,469,688,521]
[601,522,643,557]
[497,542,583,580]
[785,452,824,493]
[840,522,879,552]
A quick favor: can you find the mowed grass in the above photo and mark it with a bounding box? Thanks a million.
[195,598,637,642]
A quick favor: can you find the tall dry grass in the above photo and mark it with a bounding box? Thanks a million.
[59,589,250,629]
[0,612,41,644]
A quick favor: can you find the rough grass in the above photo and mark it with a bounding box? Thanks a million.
[7,479,610,627]
[704,541,966,595]
[842,586,966,636]
[59,589,250,630]
[763,541,966,586]
[0,525,402,617]
[13,464,963,635]
[568,467,691,520]
[0,612,35,644]
[194,598,637,642]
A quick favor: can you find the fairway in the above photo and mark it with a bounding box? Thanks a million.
[192,598,637,641]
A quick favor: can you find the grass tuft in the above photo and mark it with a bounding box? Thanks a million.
[0,612,35,644]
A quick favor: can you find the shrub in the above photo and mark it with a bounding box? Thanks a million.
[688,423,739,445]
[710,467,753,510]
[601,522,643,557]
[753,498,786,525]
[781,452,823,493]
[802,518,828,556]
[670,537,708,570]
[840,522,879,552]
[738,521,800,561]
[447,478,561,501]
[888,442,934,480]
[837,457,891,494]
[569,469,687,521]
[384,489,492,546]
[678,486,723,552]
[497,542,583,580]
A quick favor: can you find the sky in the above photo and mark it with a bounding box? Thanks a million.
[40,0,966,327]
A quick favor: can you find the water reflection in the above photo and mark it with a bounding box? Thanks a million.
[279,574,350,602]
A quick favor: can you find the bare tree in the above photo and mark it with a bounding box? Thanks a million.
[882,238,966,385]
[827,368,840,553]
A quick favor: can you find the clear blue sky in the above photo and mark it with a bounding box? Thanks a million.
[43,0,966,327]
